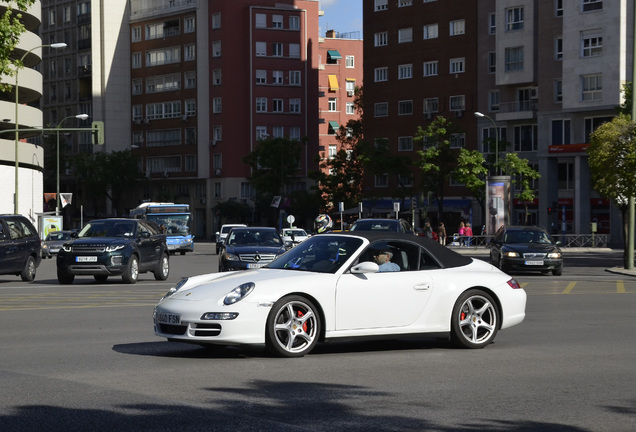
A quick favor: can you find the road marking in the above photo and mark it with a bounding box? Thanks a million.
[617,280,626,293]
[561,281,577,294]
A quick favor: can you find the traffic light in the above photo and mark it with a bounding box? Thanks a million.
[547,206,553,215]
[92,121,104,145]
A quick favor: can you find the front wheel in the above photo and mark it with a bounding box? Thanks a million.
[266,296,320,357]
[552,266,563,276]
[20,256,36,282]
[451,290,499,349]
[122,255,139,284]
[154,253,170,280]
[57,268,75,284]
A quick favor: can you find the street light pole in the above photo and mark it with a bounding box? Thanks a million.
[14,43,66,215]
[56,114,89,215]
[474,111,498,170]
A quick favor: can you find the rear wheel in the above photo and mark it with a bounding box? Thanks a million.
[266,295,320,357]
[154,253,170,280]
[122,255,139,284]
[20,256,36,282]
[451,289,499,349]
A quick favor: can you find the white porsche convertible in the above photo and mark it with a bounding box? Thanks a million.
[154,232,526,357]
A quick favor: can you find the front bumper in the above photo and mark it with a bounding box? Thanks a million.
[57,253,129,276]
[502,257,562,272]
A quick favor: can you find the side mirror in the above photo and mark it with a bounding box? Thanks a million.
[70,232,78,238]
[351,261,380,274]
[139,231,150,239]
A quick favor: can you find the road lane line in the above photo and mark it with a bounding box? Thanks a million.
[617,280,626,293]
[561,281,577,294]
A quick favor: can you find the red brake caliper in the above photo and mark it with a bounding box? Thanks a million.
[297,311,307,332]
[460,312,466,321]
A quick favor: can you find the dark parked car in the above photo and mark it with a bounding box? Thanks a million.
[489,225,563,276]
[41,230,74,259]
[350,218,414,234]
[0,214,42,281]
[56,218,170,284]
[218,226,287,272]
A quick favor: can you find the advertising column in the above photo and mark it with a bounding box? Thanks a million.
[485,176,511,235]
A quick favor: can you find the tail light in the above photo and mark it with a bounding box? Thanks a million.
[507,278,522,289]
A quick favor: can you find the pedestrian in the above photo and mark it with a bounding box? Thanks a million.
[437,222,447,246]
[424,221,433,239]
[464,222,473,247]
[458,222,465,246]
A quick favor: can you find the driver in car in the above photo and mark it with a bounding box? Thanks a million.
[373,248,401,272]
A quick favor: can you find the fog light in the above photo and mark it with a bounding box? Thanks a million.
[201,312,239,320]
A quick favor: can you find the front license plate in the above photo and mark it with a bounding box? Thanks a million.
[525,260,544,265]
[156,313,181,325]
[76,256,97,262]
[248,263,266,269]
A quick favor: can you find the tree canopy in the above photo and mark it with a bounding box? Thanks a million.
[0,1,36,92]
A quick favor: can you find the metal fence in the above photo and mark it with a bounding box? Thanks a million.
[449,234,608,248]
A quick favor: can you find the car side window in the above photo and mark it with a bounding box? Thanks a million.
[6,219,24,240]
[19,219,35,237]
[0,222,6,240]
[420,248,442,270]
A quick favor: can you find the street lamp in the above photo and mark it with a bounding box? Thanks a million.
[14,42,67,214]
[474,111,499,169]
[56,114,89,215]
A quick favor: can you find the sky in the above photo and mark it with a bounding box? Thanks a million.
[318,0,363,37]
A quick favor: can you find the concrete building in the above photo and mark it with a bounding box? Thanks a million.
[0,1,46,222]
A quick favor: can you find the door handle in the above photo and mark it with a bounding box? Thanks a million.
[414,283,430,291]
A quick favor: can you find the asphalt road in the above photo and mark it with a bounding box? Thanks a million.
[0,244,634,431]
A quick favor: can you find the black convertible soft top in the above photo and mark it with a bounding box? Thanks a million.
[324,231,473,269]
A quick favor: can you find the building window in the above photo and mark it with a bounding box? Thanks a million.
[489,90,500,111]
[146,101,182,120]
[132,26,142,42]
[212,69,222,86]
[289,43,300,58]
[289,70,301,85]
[423,98,439,114]
[184,16,195,33]
[375,174,389,187]
[398,136,413,151]
[63,6,71,23]
[185,127,196,144]
[132,105,143,121]
[551,119,571,145]
[423,61,438,76]
[289,16,300,30]
[146,20,180,40]
[214,182,221,198]
[272,43,283,57]
[146,129,181,147]
[241,182,255,198]
[513,125,538,152]
[256,97,267,112]
[487,52,496,73]
[581,74,602,101]
[506,7,524,31]
[212,41,221,57]
[256,126,268,140]
[554,79,563,103]
[213,125,222,142]
[449,95,465,111]
[582,0,603,12]
[450,133,465,149]
[584,116,612,141]
[398,173,413,187]
[556,0,563,16]
[272,70,283,84]
[488,13,496,34]
[346,79,355,94]
[146,47,181,66]
[374,32,388,46]
[450,20,465,36]
[555,37,563,60]
[398,100,413,115]
[375,0,388,11]
[185,71,196,89]
[399,0,413,6]
[132,52,142,69]
[289,98,301,113]
[581,32,602,57]
[346,102,355,114]
[272,15,283,29]
[255,13,266,28]
[146,74,181,93]
[289,127,301,141]
[398,64,413,79]
[398,27,413,43]
[328,145,337,158]
[423,24,438,39]
[346,55,355,68]
[212,13,221,29]
[272,126,284,138]
[213,97,222,113]
[558,163,574,190]
[132,79,142,95]
[480,126,505,153]
[185,155,196,172]
[328,98,337,111]
[505,47,524,72]
[450,57,465,74]
[256,69,266,84]
[49,9,56,25]
[374,67,388,82]
[374,102,388,117]
[272,99,283,113]
[184,44,195,61]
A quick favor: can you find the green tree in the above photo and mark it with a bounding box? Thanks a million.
[0,0,36,93]
[500,153,541,224]
[72,150,144,216]
[414,116,460,218]
[587,113,636,265]
[619,82,632,116]
[454,148,489,217]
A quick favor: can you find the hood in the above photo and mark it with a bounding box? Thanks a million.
[68,237,132,246]
[502,243,559,254]
[225,245,286,254]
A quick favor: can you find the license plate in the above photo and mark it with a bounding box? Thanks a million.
[76,256,97,262]
[525,260,544,265]
[248,263,266,269]
[156,312,181,325]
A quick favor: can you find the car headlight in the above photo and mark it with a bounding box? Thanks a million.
[42,244,49,249]
[547,252,562,259]
[504,251,520,257]
[106,244,125,252]
[224,282,255,305]
[223,252,239,261]
[62,244,72,252]
[162,277,189,300]
[201,312,239,320]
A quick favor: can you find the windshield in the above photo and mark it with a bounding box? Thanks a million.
[46,232,71,241]
[504,230,553,244]
[283,229,307,237]
[148,214,190,235]
[268,235,364,274]
[79,221,136,238]
[227,229,282,247]
[351,220,399,232]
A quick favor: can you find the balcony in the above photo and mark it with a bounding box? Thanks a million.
[494,100,537,122]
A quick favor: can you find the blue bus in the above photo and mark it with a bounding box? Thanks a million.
[130,202,194,254]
